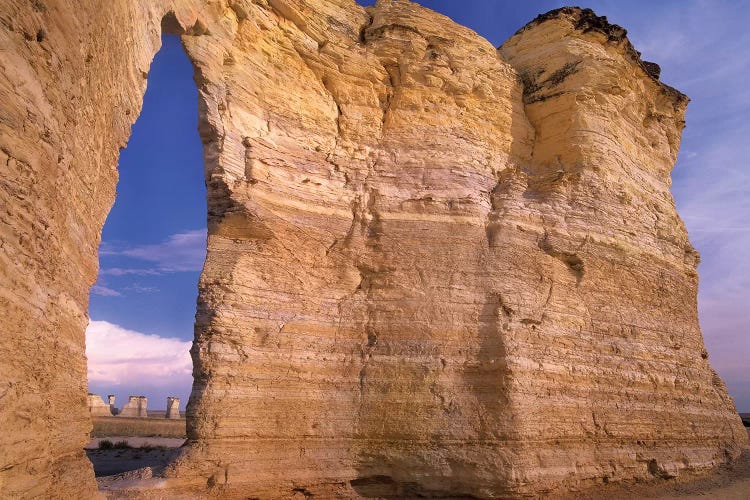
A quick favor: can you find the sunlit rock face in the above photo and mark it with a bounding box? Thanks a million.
[0,1,746,498]
[87,394,113,417]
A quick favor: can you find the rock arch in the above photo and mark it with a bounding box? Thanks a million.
[0,1,746,498]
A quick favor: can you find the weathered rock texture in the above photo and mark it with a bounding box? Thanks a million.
[87,394,113,417]
[118,396,148,418]
[166,397,181,419]
[0,1,747,498]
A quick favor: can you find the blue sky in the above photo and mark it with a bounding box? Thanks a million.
[86,35,204,409]
[87,1,749,412]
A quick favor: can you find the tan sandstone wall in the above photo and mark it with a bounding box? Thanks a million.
[494,7,748,490]
[0,1,746,498]
[0,0,165,496]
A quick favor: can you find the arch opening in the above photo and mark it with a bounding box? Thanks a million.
[83,33,205,479]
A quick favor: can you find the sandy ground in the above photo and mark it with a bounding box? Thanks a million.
[86,437,185,477]
[91,432,750,497]
[555,429,750,499]
[86,437,186,449]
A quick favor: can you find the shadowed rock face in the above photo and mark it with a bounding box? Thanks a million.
[0,1,746,498]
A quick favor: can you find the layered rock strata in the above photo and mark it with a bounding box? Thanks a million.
[494,7,747,490]
[0,1,746,498]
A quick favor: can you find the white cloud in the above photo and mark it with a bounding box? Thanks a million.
[123,284,160,294]
[86,320,193,388]
[100,228,207,273]
[91,285,122,297]
[99,267,162,276]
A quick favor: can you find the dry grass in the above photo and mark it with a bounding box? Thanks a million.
[91,416,186,438]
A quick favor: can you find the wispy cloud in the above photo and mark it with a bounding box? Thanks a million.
[86,320,192,387]
[99,268,162,276]
[123,284,160,294]
[100,228,207,274]
[91,285,122,297]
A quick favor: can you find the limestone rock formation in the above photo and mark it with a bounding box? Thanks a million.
[166,397,181,419]
[87,394,113,417]
[0,1,747,498]
[118,396,148,418]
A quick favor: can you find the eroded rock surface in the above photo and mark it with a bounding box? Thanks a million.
[88,394,114,417]
[166,397,181,419]
[0,1,746,498]
[118,396,148,418]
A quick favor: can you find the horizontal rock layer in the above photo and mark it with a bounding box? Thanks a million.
[0,1,746,498]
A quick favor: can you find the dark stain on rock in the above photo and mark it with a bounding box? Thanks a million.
[508,7,687,104]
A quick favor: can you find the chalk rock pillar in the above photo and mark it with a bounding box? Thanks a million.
[118,396,148,418]
[166,397,181,419]
[107,394,116,415]
[86,394,112,417]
